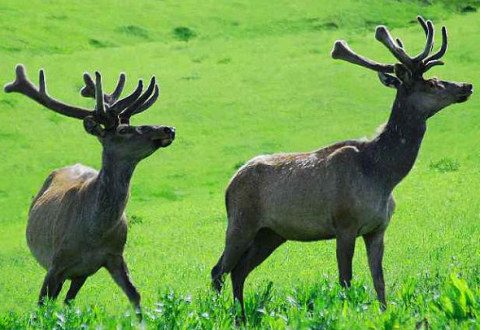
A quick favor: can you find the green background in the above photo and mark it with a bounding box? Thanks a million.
[1,0,480,328]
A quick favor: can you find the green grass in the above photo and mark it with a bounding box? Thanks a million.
[1,0,480,328]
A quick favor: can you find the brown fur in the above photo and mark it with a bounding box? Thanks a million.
[27,123,174,311]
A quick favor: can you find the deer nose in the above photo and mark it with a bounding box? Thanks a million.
[465,84,473,93]
[163,126,175,138]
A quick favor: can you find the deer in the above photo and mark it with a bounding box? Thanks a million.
[4,64,175,313]
[211,17,473,321]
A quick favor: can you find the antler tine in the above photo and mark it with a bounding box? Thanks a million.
[424,60,445,72]
[413,19,434,61]
[81,72,127,105]
[119,77,157,122]
[4,64,93,119]
[396,38,404,49]
[417,16,428,36]
[39,70,46,94]
[108,73,126,103]
[94,72,105,117]
[425,26,448,62]
[132,84,160,116]
[80,73,96,98]
[109,80,144,115]
[331,40,395,73]
[375,26,413,68]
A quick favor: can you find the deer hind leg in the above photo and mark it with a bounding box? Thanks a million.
[64,277,88,304]
[212,225,256,293]
[211,253,224,292]
[336,232,357,288]
[231,228,285,323]
[38,268,65,305]
[105,255,141,314]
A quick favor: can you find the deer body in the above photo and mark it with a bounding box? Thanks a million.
[5,65,175,312]
[228,141,396,243]
[212,17,473,321]
[28,160,132,277]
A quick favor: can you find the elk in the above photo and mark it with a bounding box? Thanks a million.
[211,17,473,320]
[4,65,175,312]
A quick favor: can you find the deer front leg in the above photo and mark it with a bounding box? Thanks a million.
[363,230,386,308]
[336,232,356,288]
[105,255,141,314]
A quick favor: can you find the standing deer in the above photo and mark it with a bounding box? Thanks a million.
[211,17,473,320]
[4,65,175,312]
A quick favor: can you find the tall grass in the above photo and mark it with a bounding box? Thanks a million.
[2,272,480,329]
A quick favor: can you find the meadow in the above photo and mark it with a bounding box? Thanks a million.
[1,0,480,328]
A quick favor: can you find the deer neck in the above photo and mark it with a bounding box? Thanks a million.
[367,92,427,189]
[92,150,138,225]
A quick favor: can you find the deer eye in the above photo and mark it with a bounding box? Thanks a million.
[118,127,128,135]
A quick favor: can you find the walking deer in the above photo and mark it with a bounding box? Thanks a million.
[211,17,473,320]
[4,65,175,312]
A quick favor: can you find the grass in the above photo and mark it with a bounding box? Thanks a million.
[0,0,480,328]
[2,272,480,329]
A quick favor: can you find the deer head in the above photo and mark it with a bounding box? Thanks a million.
[4,65,175,162]
[332,17,473,120]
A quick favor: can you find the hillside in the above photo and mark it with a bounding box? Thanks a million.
[0,0,480,328]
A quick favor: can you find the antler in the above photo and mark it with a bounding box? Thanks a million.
[119,77,159,124]
[79,72,160,125]
[4,64,93,119]
[425,25,448,62]
[331,40,394,73]
[4,64,161,128]
[81,72,126,105]
[332,16,448,77]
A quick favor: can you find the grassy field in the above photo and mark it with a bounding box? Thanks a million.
[1,0,480,328]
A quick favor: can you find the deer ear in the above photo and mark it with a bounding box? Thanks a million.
[378,72,400,89]
[83,116,105,137]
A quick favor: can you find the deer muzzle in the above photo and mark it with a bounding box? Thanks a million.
[152,126,175,148]
[457,83,473,103]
